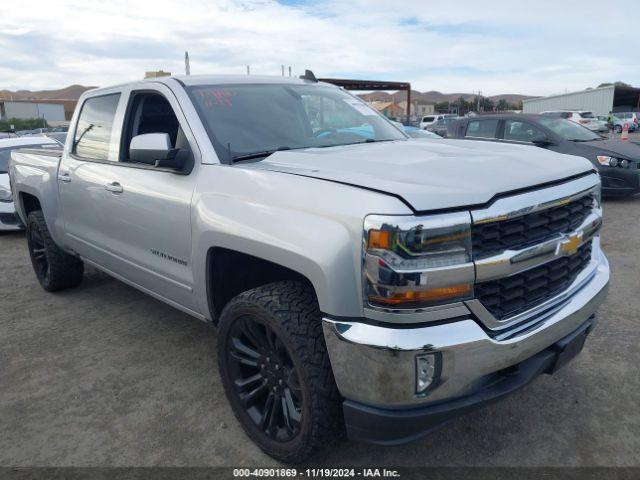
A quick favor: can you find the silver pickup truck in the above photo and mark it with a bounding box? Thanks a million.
[10,74,610,462]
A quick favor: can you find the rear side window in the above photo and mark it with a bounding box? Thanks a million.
[422,116,435,122]
[74,94,121,161]
[465,119,499,138]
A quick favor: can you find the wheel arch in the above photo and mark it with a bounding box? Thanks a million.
[206,247,321,323]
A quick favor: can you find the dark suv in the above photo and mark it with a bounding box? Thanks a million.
[448,114,640,197]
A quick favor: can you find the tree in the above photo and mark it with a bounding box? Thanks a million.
[434,101,449,113]
[496,99,510,111]
[597,81,632,88]
[456,96,470,115]
[0,117,49,131]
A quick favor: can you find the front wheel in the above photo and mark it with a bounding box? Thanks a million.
[217,281,342,462]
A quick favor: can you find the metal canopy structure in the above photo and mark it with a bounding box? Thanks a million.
[318,78,412,121]
[612,86,640,112]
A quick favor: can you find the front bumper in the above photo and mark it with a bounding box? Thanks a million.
[599,167,640,197]
[322,244,609,443]
[342,316,595,445]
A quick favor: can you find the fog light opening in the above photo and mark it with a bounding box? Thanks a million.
[415,353,441,394]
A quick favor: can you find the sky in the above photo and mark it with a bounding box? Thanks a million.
[0,0,638,96]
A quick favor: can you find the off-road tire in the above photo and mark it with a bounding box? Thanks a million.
[217,281,342,463]
[26,210,84,291]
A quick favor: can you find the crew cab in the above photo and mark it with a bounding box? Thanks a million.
[10,74,609,462]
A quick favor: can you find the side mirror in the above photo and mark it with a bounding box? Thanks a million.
[129,133,188,170]
[531,134,552,146]
[130,133,172,164]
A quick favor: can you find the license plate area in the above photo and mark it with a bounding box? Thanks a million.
[547,322,591,374]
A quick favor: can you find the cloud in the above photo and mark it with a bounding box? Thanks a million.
[0,0,637,95]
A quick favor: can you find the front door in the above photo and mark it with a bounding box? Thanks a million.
[97,85,199,311]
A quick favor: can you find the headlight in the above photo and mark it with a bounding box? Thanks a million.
[0,185,13,203]
[597,156,630,168]
[364,212,474,309]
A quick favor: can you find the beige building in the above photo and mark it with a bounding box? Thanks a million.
[398,100,435,117]
[368,101,405,119]
[145,70,171,79]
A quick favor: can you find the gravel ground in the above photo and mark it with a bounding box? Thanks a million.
[1,196,639,468]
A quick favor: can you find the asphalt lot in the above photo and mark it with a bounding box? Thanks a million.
[1,197,639,468]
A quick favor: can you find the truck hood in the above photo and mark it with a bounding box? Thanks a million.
[243,140,595,211]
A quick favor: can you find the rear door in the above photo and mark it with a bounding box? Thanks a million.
[58,91,123,261]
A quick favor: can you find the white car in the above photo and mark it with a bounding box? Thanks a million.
[0,137,60,231]
[540,111,605,132]
[419,114,455,130]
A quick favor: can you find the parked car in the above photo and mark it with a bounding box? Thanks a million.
[403,125,441,139]
[427,115,459,137]
[609,115,637,133]
[0,137,60,231]
[596,115,610,132]
[10,75,609,462]
[541,110,606,132]
[419,113,455,130]
[43,132,68,145]
[448,114,640,196]
[613,112,640,131]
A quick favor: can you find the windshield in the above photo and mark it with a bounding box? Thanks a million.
[187,83,406,162]
[537,117,600,141]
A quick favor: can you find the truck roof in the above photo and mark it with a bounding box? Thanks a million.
[170,74,320,87]
[83,75,330,97]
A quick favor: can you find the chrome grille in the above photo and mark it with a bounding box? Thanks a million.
[471,194,594,260]
[475,241,593,320]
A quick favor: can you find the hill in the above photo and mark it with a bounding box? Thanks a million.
[359,90,535,105]
[0,84,95,101]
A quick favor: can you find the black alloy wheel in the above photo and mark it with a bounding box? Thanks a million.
[226,315,303,441]
[217,281,342,462]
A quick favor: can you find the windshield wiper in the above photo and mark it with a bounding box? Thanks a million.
[232,147,291,162]
[568,138,598,142]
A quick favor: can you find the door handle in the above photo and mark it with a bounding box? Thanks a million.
[57,172,71,183]
[104,182,123,194]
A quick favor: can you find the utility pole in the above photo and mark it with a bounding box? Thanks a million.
[477,90,481,112]
[288,66,292,77]
[281,65,285,77]
[246,65,250,75]
[185,51,190,76]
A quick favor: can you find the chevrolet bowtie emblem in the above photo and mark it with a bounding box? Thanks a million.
[560,234,582,255]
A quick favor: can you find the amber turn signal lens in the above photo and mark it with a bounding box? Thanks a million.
[369,284,472,306]
[367,230,392,250]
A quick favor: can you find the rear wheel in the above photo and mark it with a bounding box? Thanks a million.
[217,281,342,462]
[26,211,83,292]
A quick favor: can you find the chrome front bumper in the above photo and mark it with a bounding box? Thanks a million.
[322,243,609,408]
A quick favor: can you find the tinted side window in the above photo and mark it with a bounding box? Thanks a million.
[504,120,545,142]
[74,94,120,161]
[466,119,499,138]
